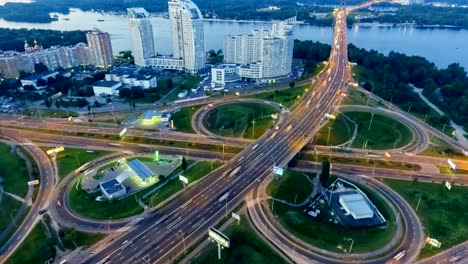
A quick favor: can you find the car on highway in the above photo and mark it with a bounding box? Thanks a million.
[38,209,48,215]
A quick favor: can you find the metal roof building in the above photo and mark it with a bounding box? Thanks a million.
[338,193,374,220]
[100,179,127,200]
[126,159,154,180]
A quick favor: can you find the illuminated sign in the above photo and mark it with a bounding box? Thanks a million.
[179,175,188,185]
[154,150,160,162]
[447,159,457,170]
[231,212,240,222]
[445,181,452,190]
[46,146,64,155]
[273,166,284,176]
[27,180,39,186]
[119,128,128,138]
[325,114,336,120]
[208,228,230,248]
[425,237,442,248]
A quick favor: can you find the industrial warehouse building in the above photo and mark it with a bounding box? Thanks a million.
[338,193,374,220]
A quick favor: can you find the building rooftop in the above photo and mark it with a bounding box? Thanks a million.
[127,7,150,19]
[126,159,154,180]
[93,80,121,87]
[339,193,374,220]
[100,179,125,194]
[109,67,138,76]
[22,71,58,81]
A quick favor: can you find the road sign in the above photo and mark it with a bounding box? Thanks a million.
[27,180,39,186]
[273,166,284,176]
[154,150,160,162]
[119,128,128,138]
[231,212,240,222]
[445,181,452,190]
[179,175,188,185]
[46,146,64,155]
[425,237,442,248]
[447,159,457,170]
[208,227,230,248]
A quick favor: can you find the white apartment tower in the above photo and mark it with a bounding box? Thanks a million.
[223,17,295,79]
[168,0,205,73]
[128,8,155,67]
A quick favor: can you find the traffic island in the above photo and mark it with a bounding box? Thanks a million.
[203,102,279,139]
[265,172,399,254]
[68,155,182,220]
[383,179,468,259]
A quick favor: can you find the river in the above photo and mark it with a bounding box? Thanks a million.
[0,8,466,69]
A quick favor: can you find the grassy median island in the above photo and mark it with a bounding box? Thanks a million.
[383,179,468,258]
[0,142,30,197]
[190,215,287,264]
[69,161,222,219]
[250,84,308,108]
[204,102,277,139]
[419,137,468,160]
[313,115,353,146]
[266,170,315,204]
[269,176,397,253]
[171,105,204,133]
[0,195,23,234]
[6,221,104,264]
[53,148,111,180]
[344,111,413,150]
[20,108,79,118]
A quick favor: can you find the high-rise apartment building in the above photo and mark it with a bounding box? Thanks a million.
[223,17,295,80]
[86,31,114,68]
[168,0,205,73]
[127,8,155,67]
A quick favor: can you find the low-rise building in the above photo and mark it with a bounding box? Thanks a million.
[20,71,60,89]
[92,80,122,96]
[100,179,127,200]
[105,67,157,89]
[338,193,374,220]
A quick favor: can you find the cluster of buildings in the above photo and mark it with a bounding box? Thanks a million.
[211,17,295,86]
[128,0,205,74]
[0,31,114,79]
[129,0,295,85]
[92,67,157,96]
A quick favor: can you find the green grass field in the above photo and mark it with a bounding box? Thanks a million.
[344,111,413,150]
[249,85,309,108]
[270,177,397,253]
[190,216,287,264]
[171,105,204,133]
[146,161,222,207]
[204,103,277,139]
[6,222,103,264]
[383,179,468,258]
[266,170,315,204]
[0,195,23,236]
[341,88,379,107]
[54,149,110,180]
[313,115,353,146]
[0,142,29,197]
[420,137,468,160]
[20,108,79,118]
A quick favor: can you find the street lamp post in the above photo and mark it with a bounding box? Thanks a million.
[177,230,187,255]
[368,113,374,130]
[327,126,332,145]
[349,239,354,254]
[251,120,256,138]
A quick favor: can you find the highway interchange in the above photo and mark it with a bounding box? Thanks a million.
[0,3,467,264]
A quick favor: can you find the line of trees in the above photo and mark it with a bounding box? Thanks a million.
[293,40,468,130]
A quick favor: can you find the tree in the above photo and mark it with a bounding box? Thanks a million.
[34,63,48,74]
[36,78,47,87]
[181,157,188,171]
[289,81,295,88]
[319,159,330,187]
[44,97,52,108]
[167,78,173,90]
[22,84,36,91]
[55,100,60,109]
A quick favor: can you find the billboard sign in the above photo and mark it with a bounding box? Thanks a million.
[425,237,442,248]
[46,146,64,155]
[179,175,188,185]
[119,128,128,138]
[447,159,456,170]
[445,181,452,190]
[27,180,39,186]
[231,212,240,222]
[273,166,284,176]
[208,227,230,248]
